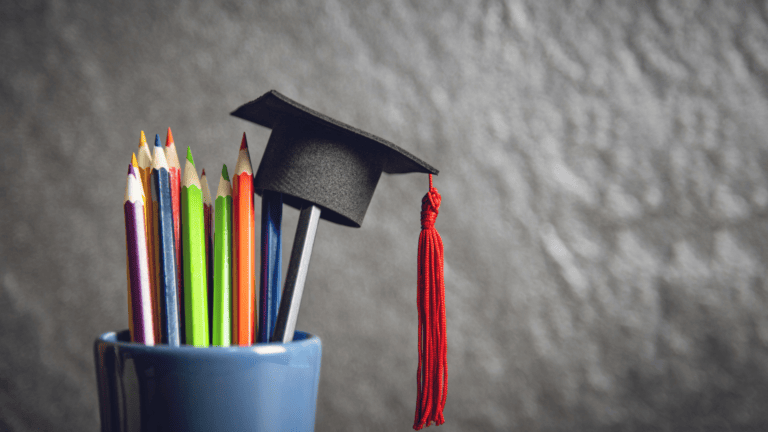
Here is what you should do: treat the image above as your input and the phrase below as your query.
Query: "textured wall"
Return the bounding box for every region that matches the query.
[3,1,768,431]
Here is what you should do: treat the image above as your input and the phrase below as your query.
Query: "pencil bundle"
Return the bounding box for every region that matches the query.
[122,130,268,348]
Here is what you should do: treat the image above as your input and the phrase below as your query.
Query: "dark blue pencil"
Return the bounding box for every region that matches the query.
[151,134,181,346]
[258,191,282,342]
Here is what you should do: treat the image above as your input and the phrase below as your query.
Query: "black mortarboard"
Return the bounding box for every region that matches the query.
[230,90,439,227]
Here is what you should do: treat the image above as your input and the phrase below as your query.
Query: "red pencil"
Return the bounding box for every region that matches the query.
[165,128,184,342]
[233,133,255,345]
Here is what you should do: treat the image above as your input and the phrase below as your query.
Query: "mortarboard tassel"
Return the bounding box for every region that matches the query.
[414,174,447,429]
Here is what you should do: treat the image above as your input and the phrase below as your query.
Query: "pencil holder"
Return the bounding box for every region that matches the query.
[94,330,322,432]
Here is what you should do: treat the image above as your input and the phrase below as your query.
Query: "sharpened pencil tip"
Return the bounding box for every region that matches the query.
[139,131,148,148]
[202,168,206,176]
[131,153,138,168]
[154,134,162,148]
[128,164,134,175]
[166,127,174,147]
[240,133,248,150]
[186,146,195,165]
[221,164,229,181]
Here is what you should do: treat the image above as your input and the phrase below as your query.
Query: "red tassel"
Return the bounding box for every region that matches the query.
[414,174,447,430]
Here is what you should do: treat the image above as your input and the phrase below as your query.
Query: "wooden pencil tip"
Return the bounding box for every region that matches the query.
[186,146,195,165]
[131,153,138,168]
[166,127,174,147]
[221,164,229,181]
[139,131,148,148]
[202,168,206,176]
[240,133,248,150]
[128,164,135,175]
[154,134,162,148]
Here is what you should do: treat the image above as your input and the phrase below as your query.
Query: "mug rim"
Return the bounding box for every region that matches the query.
[96,329,320,358]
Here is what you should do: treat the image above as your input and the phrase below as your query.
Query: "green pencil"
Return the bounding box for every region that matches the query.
[212,165,233,346]
[182,147,209,346]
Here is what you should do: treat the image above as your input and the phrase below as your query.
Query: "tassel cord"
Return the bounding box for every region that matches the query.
[414,175,447,430]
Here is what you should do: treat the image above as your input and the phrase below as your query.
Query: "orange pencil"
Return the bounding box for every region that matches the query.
[165,128,184,342]
[233,133,255,345]
[138,131,161,342]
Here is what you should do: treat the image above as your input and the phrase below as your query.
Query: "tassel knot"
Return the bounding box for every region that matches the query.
[414,174,447,430]
[420,189,440,230]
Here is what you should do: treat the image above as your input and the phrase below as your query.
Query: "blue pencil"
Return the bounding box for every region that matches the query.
[258,191,282,342]
[151,134,181,346]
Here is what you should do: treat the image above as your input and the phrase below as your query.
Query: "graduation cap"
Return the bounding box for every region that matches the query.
[231,90,438,227]
[232,91,447,429]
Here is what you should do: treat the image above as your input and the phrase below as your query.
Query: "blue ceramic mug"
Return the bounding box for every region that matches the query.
[94,330,322,432]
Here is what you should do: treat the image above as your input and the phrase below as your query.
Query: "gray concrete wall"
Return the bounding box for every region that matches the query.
[3,1,768,430]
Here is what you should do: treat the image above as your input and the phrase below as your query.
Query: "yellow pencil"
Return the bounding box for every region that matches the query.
[138,131,161,343]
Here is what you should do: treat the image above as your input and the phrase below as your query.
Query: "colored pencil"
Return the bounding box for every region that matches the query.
[124,164,155,345]
[272,204,321,343]
[165,128,184,343]
[233,133,255,346]
[137,131,161,342]
[182,147,209,346]
[151,135,181,346]
[126,153,142,339]
[201,168,215,344]
[212,165,233,346]
[259,191,282,343]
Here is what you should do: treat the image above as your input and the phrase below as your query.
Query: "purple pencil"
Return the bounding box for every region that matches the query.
[125,164,156,345]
